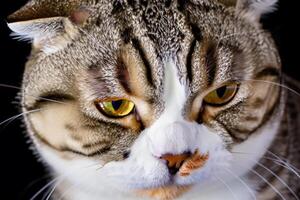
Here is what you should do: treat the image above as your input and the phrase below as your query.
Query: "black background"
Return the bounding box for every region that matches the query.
[0,0,299,199]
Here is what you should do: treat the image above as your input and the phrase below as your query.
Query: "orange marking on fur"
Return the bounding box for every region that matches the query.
[179,150,209,177]
[161,153,191,168]
[136,185,191,200]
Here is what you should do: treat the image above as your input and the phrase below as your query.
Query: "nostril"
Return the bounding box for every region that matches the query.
[123,151,130,159]
[160,152,192,175]
[168,166,179,175]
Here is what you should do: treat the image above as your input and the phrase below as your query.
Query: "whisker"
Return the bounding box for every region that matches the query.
[214,174,239,200]
[231,152,299,200]
[232,151,300,178]
[231,155,286,200]
[36,163,99,200]
[243,79,300,98]
[19,175,52,199]
[30,176,61,200]
[44,177,65,200]
[248,167,286,200]
[273,160,300,178]
[223,168,257,200]
[57,182,79,200]
[266,150,300,176]
[0,109,43,127]
[0,83,22,90]
[0,83,67,105]
[42,185,57,200]
[57,163,103,200]
[257,161,299,200]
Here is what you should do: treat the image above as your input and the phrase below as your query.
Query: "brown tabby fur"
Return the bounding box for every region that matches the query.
[7,0,300,199]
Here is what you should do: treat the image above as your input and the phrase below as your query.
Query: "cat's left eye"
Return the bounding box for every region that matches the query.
[203,83,238,106]
[95,99,135,118]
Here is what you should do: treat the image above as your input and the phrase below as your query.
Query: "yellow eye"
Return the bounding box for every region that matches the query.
[203,83,238,106]
[96,99,135,118]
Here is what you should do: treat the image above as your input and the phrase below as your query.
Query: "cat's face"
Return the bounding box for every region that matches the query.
[9,0,282,199]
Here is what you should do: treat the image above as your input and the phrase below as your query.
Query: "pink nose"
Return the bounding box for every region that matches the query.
[160,152,192,175]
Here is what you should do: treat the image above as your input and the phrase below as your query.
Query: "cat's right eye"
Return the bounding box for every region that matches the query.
[203,83,238,106]
[95,98,135,118]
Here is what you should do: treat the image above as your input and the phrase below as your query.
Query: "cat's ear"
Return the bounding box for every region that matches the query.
[235,0,278,22]
[7,0,90,54]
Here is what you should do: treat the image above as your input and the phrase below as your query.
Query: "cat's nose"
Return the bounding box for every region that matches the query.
[160,152,191,175]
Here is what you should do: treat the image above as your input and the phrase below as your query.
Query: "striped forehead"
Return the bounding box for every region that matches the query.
[109,1,245,89]
[88,0,279,101]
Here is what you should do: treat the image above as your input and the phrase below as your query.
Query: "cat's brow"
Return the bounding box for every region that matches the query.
[255,67,281,78]
[26,92,75,110]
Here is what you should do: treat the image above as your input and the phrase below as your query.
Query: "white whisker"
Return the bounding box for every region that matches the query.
[30,176,61,200]
[30,163,99,200]
[232,151,300,180]
[232,152,299,200]
[0,109,43,127]
[0,83,22,90]
[0,83,67,105]
[248,167,286,200]
[214,174,239,200]
[44,177,65,200]
[224,168,257,200]
[267,150,300,177]
[257,161,299,200]
[244,79,300,98]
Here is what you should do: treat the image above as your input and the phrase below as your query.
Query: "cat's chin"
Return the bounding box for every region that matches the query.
[135,184,192,200]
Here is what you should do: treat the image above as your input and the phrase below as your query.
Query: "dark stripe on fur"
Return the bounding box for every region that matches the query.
[255,67,281,78]
[186,39,197,82]
[216,91,281,142]
[121,28,132,44]
[205,43,217,86]
[116,58,132,94]
[111,0,125,14]
[216,119,244,143]
[247,89,281,135]
[190,24,203,41]
[177,0,188,11]
[131,38,154,85]
[25,92,75,111]
[33,128,111,157]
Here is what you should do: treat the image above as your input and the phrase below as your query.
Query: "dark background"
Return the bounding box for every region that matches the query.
[0,0,299,199]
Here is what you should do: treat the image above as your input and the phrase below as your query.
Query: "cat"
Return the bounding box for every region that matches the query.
[7,0,300,199]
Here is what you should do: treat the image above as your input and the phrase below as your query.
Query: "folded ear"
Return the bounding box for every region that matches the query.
[7,0,90,54]
[218,0,278,23]
[236,0,278,22]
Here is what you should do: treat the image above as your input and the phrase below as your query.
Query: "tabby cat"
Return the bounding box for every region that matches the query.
[7,0,300,199]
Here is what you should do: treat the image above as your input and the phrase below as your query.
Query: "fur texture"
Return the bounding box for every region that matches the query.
[7,0,300,199]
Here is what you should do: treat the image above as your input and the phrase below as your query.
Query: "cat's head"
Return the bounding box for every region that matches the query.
[8,0,282,199]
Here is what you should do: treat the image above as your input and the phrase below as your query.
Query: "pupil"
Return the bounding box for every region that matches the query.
[216,86,227,98]
[112,100,123,110]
